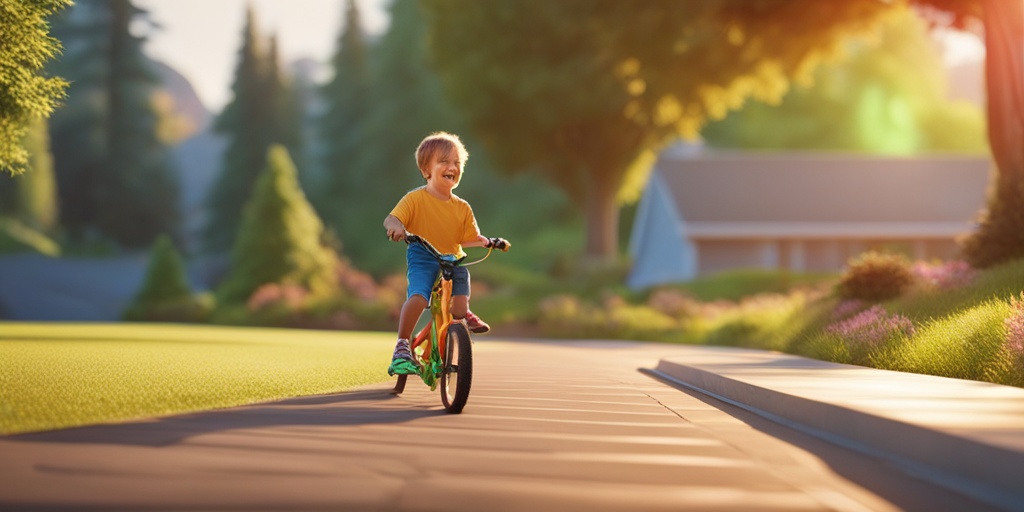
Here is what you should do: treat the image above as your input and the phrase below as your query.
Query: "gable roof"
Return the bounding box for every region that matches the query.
[653,149,992,238]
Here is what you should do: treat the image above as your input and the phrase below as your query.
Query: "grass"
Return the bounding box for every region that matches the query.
[0,322,394,435]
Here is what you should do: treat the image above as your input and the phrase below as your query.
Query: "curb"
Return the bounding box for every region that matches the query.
[652,354,1024,512]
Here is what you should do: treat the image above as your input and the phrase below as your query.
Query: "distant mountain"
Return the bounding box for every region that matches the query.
[154,60,213,138]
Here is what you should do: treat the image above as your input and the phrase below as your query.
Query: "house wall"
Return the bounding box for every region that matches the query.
[693,237,964,277]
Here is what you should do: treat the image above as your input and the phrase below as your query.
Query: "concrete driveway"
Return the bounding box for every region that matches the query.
[0,340,995,511]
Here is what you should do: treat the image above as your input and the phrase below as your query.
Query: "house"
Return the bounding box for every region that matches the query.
[627,146,992,289]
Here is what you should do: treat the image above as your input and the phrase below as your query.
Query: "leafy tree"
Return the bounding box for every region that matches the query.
[421,0,894,262]
[203,7,302,254]
[0,0,70,175]
[316,0,371,221]
[703,7,986,154]
[46,0,180,249]
[216,145,337,304]
[124,234,211,322]
[920,0,1024,268]
[0,118,60,233]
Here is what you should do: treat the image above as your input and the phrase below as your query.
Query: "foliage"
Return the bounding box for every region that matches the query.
[316,0,371,220]
[421,0,896,261]
[703,7,986,155]
[0,322,394,434]
[203,6,304,254]
[837,251,915,302]
[47,0,181,249]
[312,0,576,276]
[216,145,337,305]
[0,117,59,234]
[123,234,211,323]
[817,305,915,366]
[0,217,60,256]
[0,0,70,175]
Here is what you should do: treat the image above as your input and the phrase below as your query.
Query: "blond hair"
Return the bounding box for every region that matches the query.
[415,132,469,177]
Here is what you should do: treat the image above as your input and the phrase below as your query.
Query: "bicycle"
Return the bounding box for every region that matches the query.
[391,233,509,414]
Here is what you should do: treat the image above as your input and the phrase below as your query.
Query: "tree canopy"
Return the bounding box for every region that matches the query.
[703,7,986,155]
[0,0,70,175]
[203,6,303,255]
[421,0,895,261]
[47,0,181,249]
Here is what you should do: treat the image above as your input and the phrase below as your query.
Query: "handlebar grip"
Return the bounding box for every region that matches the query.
[488,237,511,252]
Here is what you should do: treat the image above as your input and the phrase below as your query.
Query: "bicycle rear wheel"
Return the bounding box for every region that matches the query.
[440,322,473,413]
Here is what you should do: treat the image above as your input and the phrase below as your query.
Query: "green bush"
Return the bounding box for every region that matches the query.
[837,251,914,302]
[123,235,211,323]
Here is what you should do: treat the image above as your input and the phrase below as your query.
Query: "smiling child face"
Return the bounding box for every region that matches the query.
[423,147,463,195]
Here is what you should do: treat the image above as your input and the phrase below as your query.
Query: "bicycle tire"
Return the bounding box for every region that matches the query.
[440,322,473,413]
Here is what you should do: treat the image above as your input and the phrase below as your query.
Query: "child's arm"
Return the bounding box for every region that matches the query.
[461,235,490,248]
[462,235,511,252]
[384,215,407,242]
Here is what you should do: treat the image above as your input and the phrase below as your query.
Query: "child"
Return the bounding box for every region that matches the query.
[383,132,507,375]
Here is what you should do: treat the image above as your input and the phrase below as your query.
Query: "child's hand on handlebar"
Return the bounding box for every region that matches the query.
[486,237,511,252]
[386,226,407,242]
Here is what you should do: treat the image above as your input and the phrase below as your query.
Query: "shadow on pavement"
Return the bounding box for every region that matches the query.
[8,387,441,448]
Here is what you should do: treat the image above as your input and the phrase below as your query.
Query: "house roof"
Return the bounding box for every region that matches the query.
[653,150,992,238]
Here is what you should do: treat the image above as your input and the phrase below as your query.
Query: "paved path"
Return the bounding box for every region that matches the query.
[0,340,997,511]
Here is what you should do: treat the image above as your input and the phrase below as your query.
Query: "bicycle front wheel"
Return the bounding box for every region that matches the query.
[440,322,473,413]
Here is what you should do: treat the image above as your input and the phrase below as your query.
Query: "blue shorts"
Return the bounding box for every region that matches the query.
[406,243,470,301]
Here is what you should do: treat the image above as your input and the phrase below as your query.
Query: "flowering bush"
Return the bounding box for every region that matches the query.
[825,305,915,348]
[837,251,914,302]
[1004,293,1024,366]
[912,260,977,290]
[247,283,309,312]
[646,289,701,318]
[831,299,867,322]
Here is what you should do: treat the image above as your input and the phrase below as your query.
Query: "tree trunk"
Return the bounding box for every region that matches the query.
[584,174,619,263]
[962,0,1024,267]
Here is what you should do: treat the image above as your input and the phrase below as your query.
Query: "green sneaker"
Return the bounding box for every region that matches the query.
[387,339,419,376]
[388,356,420,376]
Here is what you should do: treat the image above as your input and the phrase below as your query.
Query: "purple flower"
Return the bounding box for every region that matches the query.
[1004,294,1024,361]
[826,305,916,347]
[913,260,977,290]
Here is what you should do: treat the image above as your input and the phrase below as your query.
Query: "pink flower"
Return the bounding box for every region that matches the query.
[912,260,977,290]
[1004,294,1024,361]
[826,305,915,347]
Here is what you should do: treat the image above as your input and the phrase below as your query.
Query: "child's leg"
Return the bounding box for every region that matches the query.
[451,295,469,320]
[398,294,428,339]
[450,267,489,333]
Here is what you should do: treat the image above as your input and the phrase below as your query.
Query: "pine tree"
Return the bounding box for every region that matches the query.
[203,9,303,255]
[123,233,210,322]
[216,145,336,304]
[0,0,71,175]
[317,0,370,221]
[47,0,180,248]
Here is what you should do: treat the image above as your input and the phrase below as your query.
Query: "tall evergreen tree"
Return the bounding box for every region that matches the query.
[96,0,180,248]
[217,145,336,304]
[317,0,370,220]
[0,0,70,175]
[47,0,180,248]
[203,8,303,255]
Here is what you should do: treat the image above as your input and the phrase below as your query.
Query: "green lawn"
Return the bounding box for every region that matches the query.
[0,322,394,435]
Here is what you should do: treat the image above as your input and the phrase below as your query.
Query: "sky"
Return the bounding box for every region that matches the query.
[135,0,985,113]
[136,0,390,111]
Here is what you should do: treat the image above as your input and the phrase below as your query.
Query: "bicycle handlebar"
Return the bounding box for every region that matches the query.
[403,233,509,267]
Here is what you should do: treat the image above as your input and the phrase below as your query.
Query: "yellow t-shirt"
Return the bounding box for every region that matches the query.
[390,187,480,257]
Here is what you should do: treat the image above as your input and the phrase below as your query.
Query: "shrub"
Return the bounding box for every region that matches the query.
[912,260,977,290]
[1003,293,1024,368]
[216,145,337,304]
[837,251,914,302]
[821,305,915,366]
[123,235,212,323]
